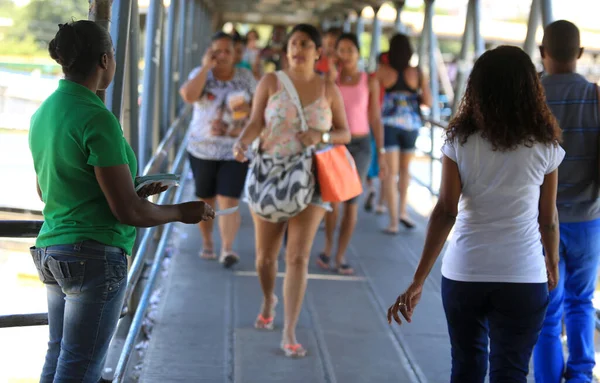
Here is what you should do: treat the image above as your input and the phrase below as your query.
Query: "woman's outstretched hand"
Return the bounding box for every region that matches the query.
[137,182,168,199]
[387,282,423,325]
[177,201,215,223]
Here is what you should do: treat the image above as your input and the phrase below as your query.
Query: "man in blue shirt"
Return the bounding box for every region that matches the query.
[533,20,600,383]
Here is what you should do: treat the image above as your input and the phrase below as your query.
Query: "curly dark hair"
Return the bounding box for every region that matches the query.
[447,45,561,151]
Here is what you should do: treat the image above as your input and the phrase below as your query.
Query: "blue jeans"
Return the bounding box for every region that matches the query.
[442,277,549,383]
[30,241,128,383]
[533,219,600,383]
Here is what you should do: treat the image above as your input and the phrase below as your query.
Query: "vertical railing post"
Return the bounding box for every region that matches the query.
[452,0,474,114]
[177,0,189,113]
[354,8,365,68]
[128,0,141,172]
[322,17,331,32]
[354,8,364,39]
[106,0,132,120]
[540,0,553,27]
[162,0,178,133]
[426,0,440,194]
[193,1,204,63]
[88,0,112,102]
[155,15,165,142]
[197,3,206,56]
[368,6,381,72]
[394,1,406,33]
[418,1,431,68]
[343,13,351,33]
[524,0,540,57]
[138,0,164,171]
[425,0,439,121]
[472,0,484,57]
[203,3,212,54]
[184,0,196,79]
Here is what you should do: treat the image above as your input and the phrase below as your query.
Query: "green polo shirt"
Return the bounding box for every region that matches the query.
[29,79,137,254]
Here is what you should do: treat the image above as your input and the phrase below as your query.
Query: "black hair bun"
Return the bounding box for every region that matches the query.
[48,23,81,69]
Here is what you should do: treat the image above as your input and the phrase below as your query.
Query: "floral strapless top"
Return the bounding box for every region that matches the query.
[261,87,332,157]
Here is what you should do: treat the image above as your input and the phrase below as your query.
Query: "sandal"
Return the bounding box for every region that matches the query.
[219,250,240,269]
[400,218,416,229]
[199,249,216,260]
[280,342,307,358]
[375,205,387,215]
[315,253,330,270]
[364,190,376,212]
[382,227,399,235]
[255,295,278,330]
[337,264,354,275]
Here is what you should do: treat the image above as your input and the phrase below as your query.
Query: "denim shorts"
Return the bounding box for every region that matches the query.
[384,125,419,152]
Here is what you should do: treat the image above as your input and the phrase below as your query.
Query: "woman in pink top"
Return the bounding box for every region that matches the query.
[317,33,386,275]
[233,24,350,358]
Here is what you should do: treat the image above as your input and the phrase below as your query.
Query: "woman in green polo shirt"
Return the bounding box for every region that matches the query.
[28,21,215,383]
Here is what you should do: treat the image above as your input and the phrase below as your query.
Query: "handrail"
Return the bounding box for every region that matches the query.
[424,118,448,130]
[0,220,43,238]
[409,118,448,197]
[121,119,192,312]
[142,105,192,176]
[112,160,191,383]
[0,313,48,328]
[0,106,192,329]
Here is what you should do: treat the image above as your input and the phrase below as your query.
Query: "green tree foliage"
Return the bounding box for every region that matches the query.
[0,0,15,16]
[0,0,89,56]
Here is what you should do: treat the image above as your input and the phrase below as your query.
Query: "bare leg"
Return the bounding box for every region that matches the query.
[364,179,376,212]
[398,152,415,226]
[384,151,400,233]
[334,202,358,272]
[283,204,326,346]
[216,195,241,253]
[251,211,285,319]
[377,178,386,209]
[198,197,217,258]
[322,202,339,257]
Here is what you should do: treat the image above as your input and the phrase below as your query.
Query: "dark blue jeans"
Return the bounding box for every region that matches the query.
[442,277,549,383]
[30,241,128,383]
[533,219,600,383]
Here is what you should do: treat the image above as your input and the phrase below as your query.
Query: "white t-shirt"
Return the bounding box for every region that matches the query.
[441,133,565,283]
[186,67,257,161]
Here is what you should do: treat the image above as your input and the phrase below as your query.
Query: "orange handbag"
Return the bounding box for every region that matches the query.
[314,145,363,203]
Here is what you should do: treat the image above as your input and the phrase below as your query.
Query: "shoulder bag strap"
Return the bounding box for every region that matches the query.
[275,71,308,132]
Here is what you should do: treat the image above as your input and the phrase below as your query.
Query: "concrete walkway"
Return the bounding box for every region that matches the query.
[138,182,453,383]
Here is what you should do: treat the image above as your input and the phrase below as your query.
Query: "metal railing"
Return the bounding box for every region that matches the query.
[410,118,448,197]
[0,106,192,380]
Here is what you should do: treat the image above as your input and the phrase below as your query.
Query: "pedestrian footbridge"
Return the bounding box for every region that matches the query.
[1,0,599,381]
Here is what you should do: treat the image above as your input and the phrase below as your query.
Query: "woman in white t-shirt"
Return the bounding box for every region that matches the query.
[387,46,564,382]
[179,32,257,268]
